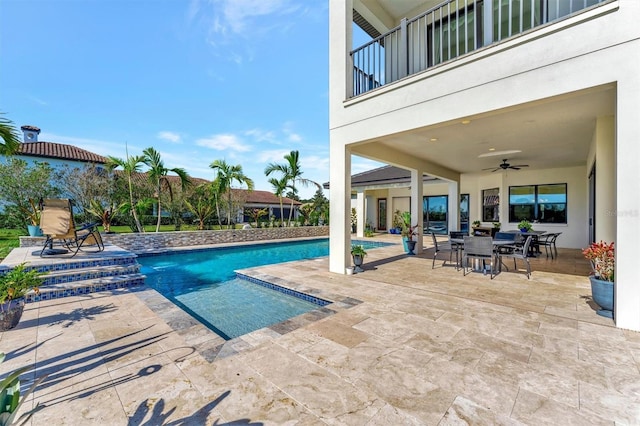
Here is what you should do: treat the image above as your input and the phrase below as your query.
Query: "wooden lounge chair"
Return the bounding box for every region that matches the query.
[39,199,104,257]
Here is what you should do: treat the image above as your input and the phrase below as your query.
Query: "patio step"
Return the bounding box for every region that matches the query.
[40,263,141,286]
[23,252,139,274]
[26,272,146,303]
[2,246,148,304]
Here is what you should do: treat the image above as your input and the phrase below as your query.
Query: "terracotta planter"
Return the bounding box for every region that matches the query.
[590,276,614,318]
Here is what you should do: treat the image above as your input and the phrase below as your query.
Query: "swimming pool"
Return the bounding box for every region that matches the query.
[139,238,388,339]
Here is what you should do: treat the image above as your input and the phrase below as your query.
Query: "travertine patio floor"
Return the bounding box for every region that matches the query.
[1,235,639,425]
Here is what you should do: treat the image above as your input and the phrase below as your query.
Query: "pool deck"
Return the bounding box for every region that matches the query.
[1,235,639,425]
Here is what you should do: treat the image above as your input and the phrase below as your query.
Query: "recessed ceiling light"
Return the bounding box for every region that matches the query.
[430,138,438,142]
[489,148,496,151]
[478,149,522,158]
[461,120,471,124]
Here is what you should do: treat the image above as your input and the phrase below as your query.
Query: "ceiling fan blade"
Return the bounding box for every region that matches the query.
[510,164,529,168]
[509,166,521,170]
[481,167,498,171]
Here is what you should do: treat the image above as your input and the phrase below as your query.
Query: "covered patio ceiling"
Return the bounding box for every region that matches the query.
[351,84,616,175]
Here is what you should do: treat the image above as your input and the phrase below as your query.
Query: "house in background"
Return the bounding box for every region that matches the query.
[329,1,639,330]
[238,189,302,224]
[11,125,107,169]
[2,125,301,223]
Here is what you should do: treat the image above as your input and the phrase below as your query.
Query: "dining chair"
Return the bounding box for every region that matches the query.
[431,232,458,269]
[537,233,558,259]
[462,236,497,279]
[498,235,533,279]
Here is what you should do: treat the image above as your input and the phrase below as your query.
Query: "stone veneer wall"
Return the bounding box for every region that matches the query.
[20,226,329,253]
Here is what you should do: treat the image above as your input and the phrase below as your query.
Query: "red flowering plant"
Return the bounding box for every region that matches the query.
[582,241,615,282]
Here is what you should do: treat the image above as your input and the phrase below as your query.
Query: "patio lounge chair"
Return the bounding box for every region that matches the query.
[39,199,104,257]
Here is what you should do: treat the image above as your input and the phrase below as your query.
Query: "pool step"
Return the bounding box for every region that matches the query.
[40,263,141,286]
[26,272,146,303]
[4,246,148,303]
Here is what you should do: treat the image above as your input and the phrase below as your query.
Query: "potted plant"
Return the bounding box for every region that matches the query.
[391,210,404,234]
[517,219,533,232]
[0,263,45,331]
[472,220,481,228]
[351,244,367,273]
[20,198,43,237]
[398,212,420,255]
[491,222,501,237]
[582,241,615,318]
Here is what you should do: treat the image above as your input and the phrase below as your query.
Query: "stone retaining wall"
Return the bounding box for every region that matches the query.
[20,226,329,253]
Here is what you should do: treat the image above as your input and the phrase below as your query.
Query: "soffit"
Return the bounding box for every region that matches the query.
[357,0,444,24]
[353,85,615,174]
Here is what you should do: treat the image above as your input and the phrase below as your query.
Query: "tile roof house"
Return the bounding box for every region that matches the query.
[328,0,639,331]
[9,125,108,167]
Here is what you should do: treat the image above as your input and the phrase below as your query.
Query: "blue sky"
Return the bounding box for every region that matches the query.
[1,0,381,199]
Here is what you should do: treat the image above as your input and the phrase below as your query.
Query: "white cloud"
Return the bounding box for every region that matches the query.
[38,132,143,159]
[302,155,329,171]
[244,128,276,142]
[28,95,48,106]
[195,133,251,152]
[157,131,182,143]
[351,158,386,174]
[257,149,290,163]
[287,133,302,142]
[215,0,297,34]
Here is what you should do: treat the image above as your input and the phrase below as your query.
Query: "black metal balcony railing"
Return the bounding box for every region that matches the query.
[350,0,606,97]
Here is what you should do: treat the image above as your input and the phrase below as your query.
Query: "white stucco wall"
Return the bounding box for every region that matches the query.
[330,0,640,330]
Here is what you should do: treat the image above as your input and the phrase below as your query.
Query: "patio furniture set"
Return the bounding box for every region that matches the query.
[431,230,561,280]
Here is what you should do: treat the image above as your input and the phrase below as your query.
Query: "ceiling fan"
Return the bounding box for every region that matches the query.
[483,159,529,172]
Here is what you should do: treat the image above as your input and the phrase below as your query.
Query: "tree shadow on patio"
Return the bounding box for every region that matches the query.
[127,390,263,425]
[18,303,118,329]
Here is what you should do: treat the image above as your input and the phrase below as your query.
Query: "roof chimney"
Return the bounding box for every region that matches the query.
[20,125,41,142]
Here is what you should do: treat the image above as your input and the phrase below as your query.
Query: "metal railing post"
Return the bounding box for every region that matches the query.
[400,18,408,79]
[484,0,494,46]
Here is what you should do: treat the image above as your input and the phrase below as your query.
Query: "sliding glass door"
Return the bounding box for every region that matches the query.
[423,195,448,235]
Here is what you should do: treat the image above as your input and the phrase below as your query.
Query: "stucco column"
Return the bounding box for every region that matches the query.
[356,189,365,237]
[329,144,351,274]
[614,77,640,331]
[411,169,424,253]
[328,0,352,274]
[448,181,460,232]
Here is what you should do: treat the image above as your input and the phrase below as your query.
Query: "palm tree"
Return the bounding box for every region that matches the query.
[0,113,20,155]
[265,150,319,226]
[142,147,191,232]
[209,159,254,229]
[106,153,146,233]
[268,176,288,227]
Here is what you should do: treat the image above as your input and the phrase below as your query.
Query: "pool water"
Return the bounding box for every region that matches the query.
[139,238,387,339]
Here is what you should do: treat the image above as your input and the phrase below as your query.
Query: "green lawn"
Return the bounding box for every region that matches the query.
[0,229,21,260]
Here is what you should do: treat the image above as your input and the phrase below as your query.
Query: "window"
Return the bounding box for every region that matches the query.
[422,195,448,235]
[482,188,500,222]
[460,194,469,233]
[509,184,567,223]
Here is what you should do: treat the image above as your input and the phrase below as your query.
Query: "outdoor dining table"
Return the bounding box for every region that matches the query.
[502,230,547,256]
[450,237,514,272]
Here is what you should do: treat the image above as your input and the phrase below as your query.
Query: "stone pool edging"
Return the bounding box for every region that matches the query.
[20,226,329,252]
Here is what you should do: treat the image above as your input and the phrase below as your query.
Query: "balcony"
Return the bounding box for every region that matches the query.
[350,0,608,97]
